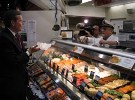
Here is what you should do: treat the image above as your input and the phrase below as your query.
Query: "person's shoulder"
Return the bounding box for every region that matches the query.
[73,30,80,35]
[111,34,118,38]
[109,34,118,41]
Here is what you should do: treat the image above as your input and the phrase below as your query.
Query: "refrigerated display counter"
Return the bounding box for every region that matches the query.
[29,39,135,100]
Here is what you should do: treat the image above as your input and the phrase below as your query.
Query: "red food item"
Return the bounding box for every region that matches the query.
[72,73,88,79]
[72,73,88,86]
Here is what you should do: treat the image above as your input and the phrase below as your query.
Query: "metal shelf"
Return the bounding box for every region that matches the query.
[52,39,135,59]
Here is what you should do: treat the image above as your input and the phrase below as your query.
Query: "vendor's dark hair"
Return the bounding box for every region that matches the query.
[3,10,21,28]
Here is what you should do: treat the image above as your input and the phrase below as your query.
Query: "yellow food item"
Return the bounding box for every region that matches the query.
[121,98,128,100]
[61,32,67,38]
[131,90,135,100]
[132,90,135,94]
[122,94,130,100]
[110,56,121,63]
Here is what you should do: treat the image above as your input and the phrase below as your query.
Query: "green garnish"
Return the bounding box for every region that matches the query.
[104,90,123,97]
[111,74,120,78]
[131,81,135,85]
[91,80,100,87]
[73,69,77,73]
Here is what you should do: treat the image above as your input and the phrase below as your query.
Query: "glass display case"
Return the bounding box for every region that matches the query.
[29,39,135,100]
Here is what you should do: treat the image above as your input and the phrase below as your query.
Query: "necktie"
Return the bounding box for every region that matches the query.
[15,33,22,49]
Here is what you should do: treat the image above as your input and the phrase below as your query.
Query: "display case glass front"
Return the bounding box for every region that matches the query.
[36,39,135,100]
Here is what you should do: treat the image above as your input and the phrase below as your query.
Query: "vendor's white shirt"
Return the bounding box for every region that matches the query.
[87,34,118,48]
[103,34,119,48]
[87,37,102,46]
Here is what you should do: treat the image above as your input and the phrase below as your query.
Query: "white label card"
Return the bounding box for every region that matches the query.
[110,55,135,69]
[74,46,84,54]
[51,41,56,45]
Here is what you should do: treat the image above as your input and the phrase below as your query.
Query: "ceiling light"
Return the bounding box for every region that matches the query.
[84,19,89,24]
[82,0,92,4]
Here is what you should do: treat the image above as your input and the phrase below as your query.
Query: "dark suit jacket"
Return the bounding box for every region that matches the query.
[0,28,29,98]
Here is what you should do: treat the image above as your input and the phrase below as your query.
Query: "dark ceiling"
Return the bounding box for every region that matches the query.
[0,0,104,28]
[0,0,43,19]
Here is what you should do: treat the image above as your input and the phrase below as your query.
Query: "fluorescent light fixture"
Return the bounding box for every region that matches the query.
[82,0,92,4]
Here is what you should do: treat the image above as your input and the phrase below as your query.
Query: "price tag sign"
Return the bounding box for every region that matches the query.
[84,65,88,72]
[72,76,77,85]
[72,64,75,71]
[81,82,86,87]
[90,71,95,79]
[51,41,56,45]
[107,97,113,100]
[94,75,100,84]
[56,66,59,73]
[110,55,135,69]
[49,59,52,67]
[65,69,69,78]
[79,82,86,91]
[74,46,84,54]
[95,91,103,100]
[45,57,50,63]
[61,68,65,76]
[52,63,56,71]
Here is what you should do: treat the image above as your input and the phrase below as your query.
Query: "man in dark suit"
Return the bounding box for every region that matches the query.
[0,10,40,100]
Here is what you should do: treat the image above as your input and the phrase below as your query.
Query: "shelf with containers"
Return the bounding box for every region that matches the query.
[37,39,135,100]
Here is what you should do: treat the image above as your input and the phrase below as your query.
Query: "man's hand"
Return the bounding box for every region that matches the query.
[99,39,107,45]
[28,45,40,55]
[80,36,88,44]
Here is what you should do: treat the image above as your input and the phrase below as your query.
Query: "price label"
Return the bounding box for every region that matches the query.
[61,68,65,76]
[107,97,113,100]
[51,41,56,45]
[110,55,135,69]
[74,46,84,54]
[65,69,69,78]
[56,66,59,72]
[94,75,100,84]
[52,63,56,71]
[72,64,75,71]
[49,59,52,67]
[95,91,103,100]
[72,76,77,85]
[90,71,95,79]
[79,82,86,91]
[43,59,46,64]
[84,65,88,72]
[81,82,86,87]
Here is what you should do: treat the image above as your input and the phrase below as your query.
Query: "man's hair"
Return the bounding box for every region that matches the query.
[76,23,85,29]
[3,10,21,28]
